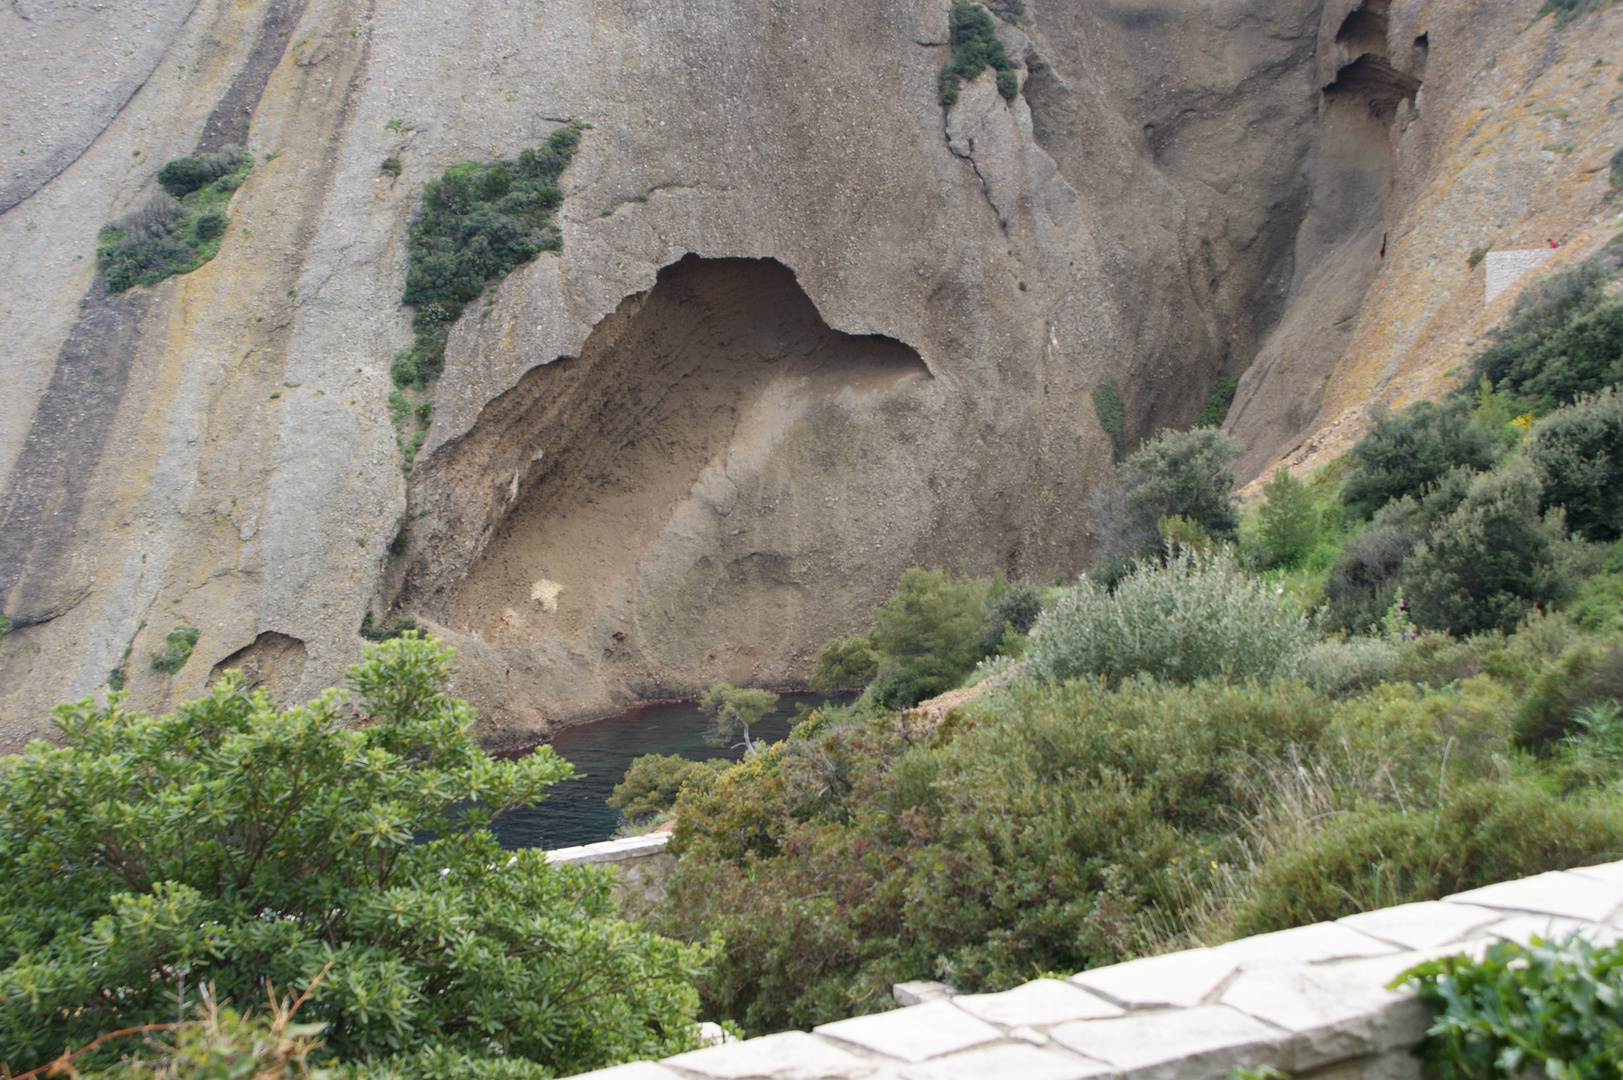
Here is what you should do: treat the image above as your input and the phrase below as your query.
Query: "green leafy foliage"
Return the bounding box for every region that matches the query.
[359,612,419,641]
[395,123,583,387]
[0,635,712,1078]
[1401,935,1623,1080]
[1091,382,1127,463]
[1257,468,1319,570]
[380,156,402,177]
[1525,387,1623,541]
[938,1,1018,108]
[653,678,1331,1033]
[865,569,989,709]
[98,148,251,292]
[1341,398,1507,520]
[149,625,199,675]
[809,636,882,692]
[1404,458,1581,636]
[1117,427,1245,554]
[700,683,779,750]
[1472,248,1623,410]
[1025,550,1316,687]
[1197,375,1241,429]
[1539,0,1616,29]
[1230,780,1623,935]
[608,754,731,822]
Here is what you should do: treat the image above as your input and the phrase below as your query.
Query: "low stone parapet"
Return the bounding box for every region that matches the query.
[565,861,1623,1080]
[547,832,675,909]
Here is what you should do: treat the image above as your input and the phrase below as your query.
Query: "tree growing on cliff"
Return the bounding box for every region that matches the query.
[0,634,712,1079]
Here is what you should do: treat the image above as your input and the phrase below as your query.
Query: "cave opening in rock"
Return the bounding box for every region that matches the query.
[403,256,931,652]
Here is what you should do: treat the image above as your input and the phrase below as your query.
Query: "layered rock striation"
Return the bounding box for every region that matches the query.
[0,0,1604,740]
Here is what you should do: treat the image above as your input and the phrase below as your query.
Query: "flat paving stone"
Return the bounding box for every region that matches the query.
[667,1032,875,1080]
[1568,860,1623,884]
[1068,948,1239,1009]
[570,1064,685,1080]
[899,1043,1118,1080]
[1446,871,1623,921]
[1337,902,1504,951]
[954,979,1125,1027]
[815,1001,1003,1063]
[1214,921,1397,967]
[1219,957,1431,1071]
[1486,914,1620,948]
[1049,1005,1284,1080]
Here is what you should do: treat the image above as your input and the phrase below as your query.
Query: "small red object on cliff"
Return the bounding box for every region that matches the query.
[1550,238,1560,248]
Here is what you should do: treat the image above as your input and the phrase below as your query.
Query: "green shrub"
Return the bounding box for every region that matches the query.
[1257,468,1319,570]
[149,625,198,674]
[938,1,1019,108]
[978,576,1042,656]
[1196,375,1241,429]
[359,612,419,641]
[1025,550,1317,687]
[1289,637,1399,696]
[1340,398,1506,520]
[100,149,251,293]
[810,635,882,692]
[380,155,402,177]
[0,635,712,1077]
[1570,572,1623,633]
[1404,458,1579,636]
[1091,382,1127,463]
[1403,935,1623,1080]
[863,569,987,708]
[1117,427,1245,553]
[1229,780,1623,936]
[395,123,583,386]
[1515,635,1623,748]
[655,678,1330,1032]
[1525,387,1623,541]
[1472,249,1623,408]
[609,754,731,821]
[155,147,248,198]
[1539,0,1615,28]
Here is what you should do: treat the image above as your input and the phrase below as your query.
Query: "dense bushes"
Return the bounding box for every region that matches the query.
[1404,459,1580,636]
[1524,387,1623,541]
[1115,427,1244,556]
[938,0,1018,108]
[1025,551,1316,687]
[808,569,1039,708]
[393,123,583,387]
[97,147,251,292]
[0,635,711,1078]
[1340,398,1507,520]
[1472,247,1623,409]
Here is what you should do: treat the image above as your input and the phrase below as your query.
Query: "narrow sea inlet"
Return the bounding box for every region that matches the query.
[489,692,852,849]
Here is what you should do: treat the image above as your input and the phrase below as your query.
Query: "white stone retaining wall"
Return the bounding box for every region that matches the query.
[547,833,675,908]
[565,860,1623,1080]
[1485,249,1556,302]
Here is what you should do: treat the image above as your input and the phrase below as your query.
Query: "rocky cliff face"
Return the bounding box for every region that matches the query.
[0,0,1608,743]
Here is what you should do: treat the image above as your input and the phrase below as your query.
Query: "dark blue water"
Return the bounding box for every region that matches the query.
[488,692,851,850]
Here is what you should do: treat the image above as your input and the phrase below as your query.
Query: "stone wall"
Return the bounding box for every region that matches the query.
[1485,249,1556,303]
[564,861,1623,1080]
[547,833,675,911]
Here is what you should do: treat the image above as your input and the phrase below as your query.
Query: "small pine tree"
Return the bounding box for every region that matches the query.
[700,683,780,751]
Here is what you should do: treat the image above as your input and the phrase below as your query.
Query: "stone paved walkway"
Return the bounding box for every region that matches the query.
[566,861,1623,1080]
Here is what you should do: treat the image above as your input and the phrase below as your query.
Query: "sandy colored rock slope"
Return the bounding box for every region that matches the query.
[1,0,1612,742]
